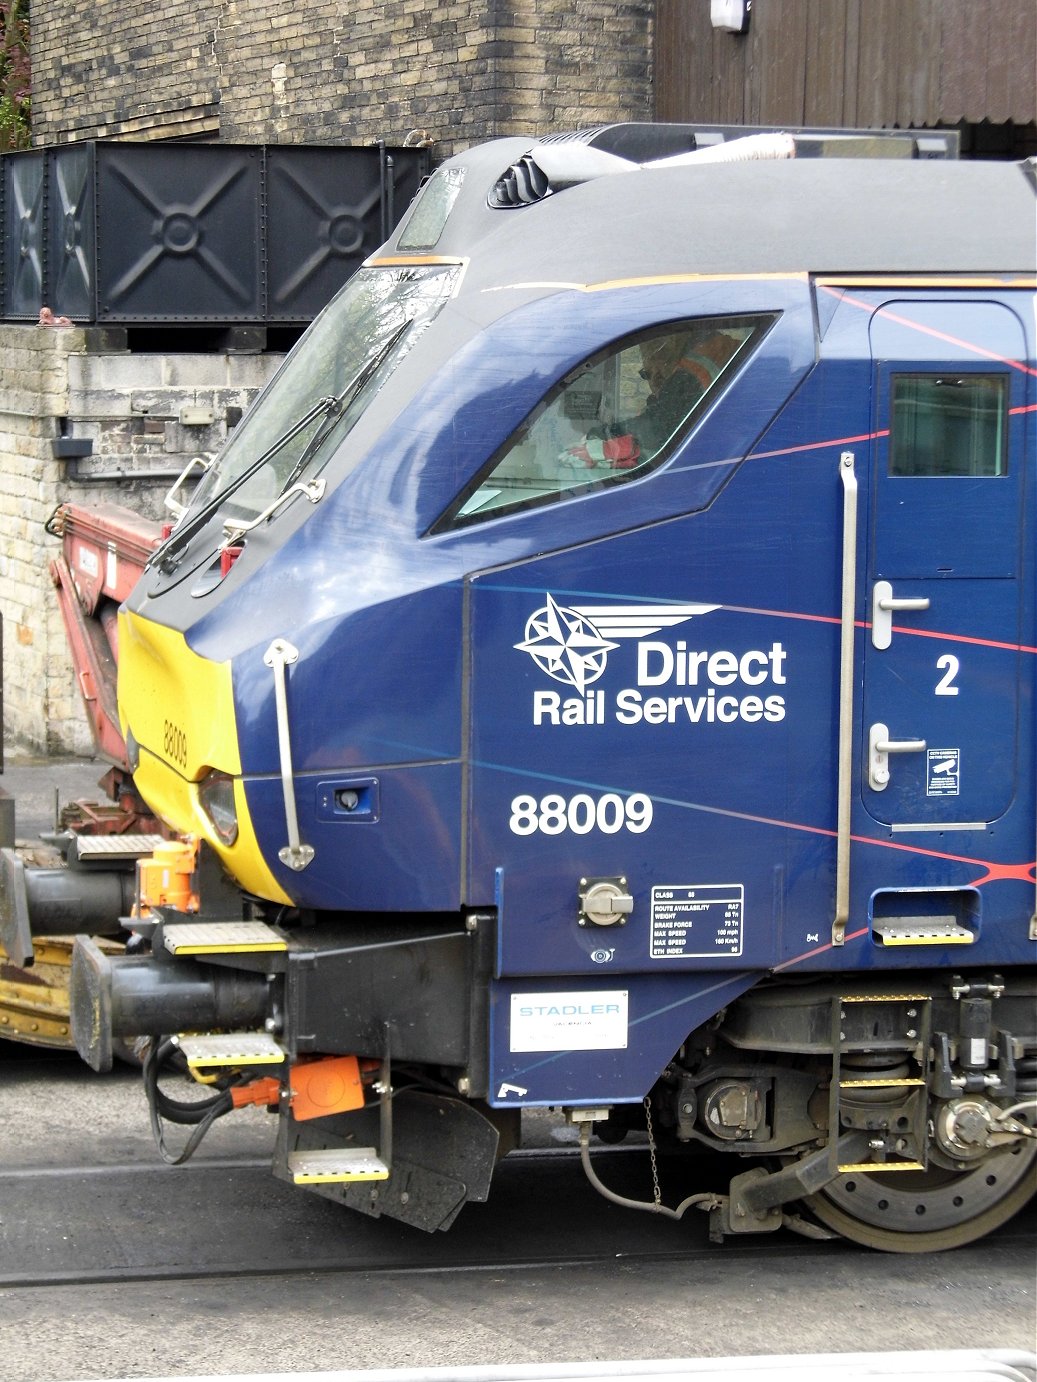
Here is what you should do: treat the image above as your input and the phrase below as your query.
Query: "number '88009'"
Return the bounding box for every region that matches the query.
[509,792,653,836]
[162,719,188,768]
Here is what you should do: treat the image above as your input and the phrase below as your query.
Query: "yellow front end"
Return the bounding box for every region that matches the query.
[118,609,292,905]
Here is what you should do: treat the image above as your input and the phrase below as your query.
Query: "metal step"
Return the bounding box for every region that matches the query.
[831,992,932,1174]
[839,1076,925,1088]
[163,920,287,955]
[289,1146,390,1184]
[838,1160,926,1173]
[70,833,167,863]
[873,916,975,945]
[175,1031,284,1070]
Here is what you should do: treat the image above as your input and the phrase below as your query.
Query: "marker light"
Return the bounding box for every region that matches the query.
[198,770,239,845]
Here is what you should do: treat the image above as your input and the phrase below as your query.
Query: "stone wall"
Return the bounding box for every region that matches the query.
[30,0,653,156]
[0,324,281,755]
[31,2,223,142]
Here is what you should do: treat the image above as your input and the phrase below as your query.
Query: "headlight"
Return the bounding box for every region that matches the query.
[198,770,239,845]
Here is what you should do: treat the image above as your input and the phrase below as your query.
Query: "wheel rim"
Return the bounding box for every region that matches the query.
[805,1140,1037,1252]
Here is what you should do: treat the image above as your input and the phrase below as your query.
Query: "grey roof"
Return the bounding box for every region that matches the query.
[393,140,1037,284]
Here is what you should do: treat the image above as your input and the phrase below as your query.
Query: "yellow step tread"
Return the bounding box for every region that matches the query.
[176,1031,284,1067]
[289,1147,389,1184]
[163,921,287,955]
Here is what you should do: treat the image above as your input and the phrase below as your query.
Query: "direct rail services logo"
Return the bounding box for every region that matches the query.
[514,592,789,728]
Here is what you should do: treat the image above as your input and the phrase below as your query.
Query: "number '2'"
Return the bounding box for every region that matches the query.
[935,654,960,696]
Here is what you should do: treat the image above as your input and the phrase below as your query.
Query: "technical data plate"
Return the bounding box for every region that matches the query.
[163,921,288,955]
[175,1032,285,1069]
[289,1147,390,1184]
[873,917,975,946]
[650,884,744,959]
[72,833,167,861]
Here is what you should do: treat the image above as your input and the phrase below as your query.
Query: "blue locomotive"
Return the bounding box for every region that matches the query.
[65,128,1036,1250]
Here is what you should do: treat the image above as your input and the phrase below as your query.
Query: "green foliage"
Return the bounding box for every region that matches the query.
[0,0,30,151]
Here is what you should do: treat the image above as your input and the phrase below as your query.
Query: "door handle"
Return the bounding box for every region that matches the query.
[868,722,927,791]
[871,580,930,649]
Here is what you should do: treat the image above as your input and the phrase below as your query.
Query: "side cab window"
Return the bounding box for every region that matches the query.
[435,314,774,529]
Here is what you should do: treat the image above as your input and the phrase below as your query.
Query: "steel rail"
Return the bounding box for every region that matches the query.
[56,1351,1037,1382]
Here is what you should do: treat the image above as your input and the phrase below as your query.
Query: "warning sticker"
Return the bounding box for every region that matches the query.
[650,884,744,959]
[76,544,99,578]
[927,748,960,797]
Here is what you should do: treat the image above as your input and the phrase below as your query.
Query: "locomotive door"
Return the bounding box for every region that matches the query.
[861,300,1026,829]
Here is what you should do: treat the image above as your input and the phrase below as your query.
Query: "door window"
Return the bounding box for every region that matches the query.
[889,374,1008,478]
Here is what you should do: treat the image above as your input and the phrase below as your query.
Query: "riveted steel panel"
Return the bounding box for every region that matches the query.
[2,142,429,327]
[47,141,96,322]
[2,150,45,320]
[94,143,263,322]
[265,145,428,322]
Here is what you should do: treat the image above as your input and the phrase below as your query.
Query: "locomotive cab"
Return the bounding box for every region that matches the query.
[66,129,1036,1248]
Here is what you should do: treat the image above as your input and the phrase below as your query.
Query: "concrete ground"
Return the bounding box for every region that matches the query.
[1,1043,1035,1382]
[0,751,113,842]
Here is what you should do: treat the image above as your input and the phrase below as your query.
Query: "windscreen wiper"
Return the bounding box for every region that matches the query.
[154,394,342,574]
[275,318,412,498]
[154,319,412,576]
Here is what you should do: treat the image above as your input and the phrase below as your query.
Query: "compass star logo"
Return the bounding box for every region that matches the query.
[515,595,618,692]
[515,593,720,692]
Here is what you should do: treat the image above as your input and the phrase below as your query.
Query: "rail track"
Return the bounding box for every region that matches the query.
[0,1042,810,1289]
[1,1043,1034,1382]
[2,1044,1036,1291]
[0,1141,824,1291]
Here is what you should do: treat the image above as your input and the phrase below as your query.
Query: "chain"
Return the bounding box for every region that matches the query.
[643,1093,662,1207]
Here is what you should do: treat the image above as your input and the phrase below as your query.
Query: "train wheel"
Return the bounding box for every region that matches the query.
[803,1139,1037,1252]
